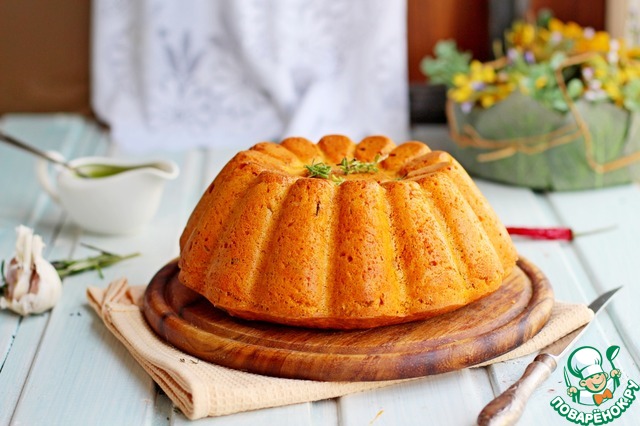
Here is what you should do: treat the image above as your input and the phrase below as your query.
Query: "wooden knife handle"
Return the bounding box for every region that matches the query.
[477,353,557,426]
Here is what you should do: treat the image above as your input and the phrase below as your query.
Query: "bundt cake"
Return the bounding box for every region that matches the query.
[178,135,518,329]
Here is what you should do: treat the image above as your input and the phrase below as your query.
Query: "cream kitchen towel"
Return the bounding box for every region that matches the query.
[87,278,593,420]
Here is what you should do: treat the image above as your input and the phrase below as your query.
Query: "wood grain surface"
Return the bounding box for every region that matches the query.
[143,257,553,382]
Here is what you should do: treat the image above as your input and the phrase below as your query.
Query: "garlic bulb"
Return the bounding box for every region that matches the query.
[0,225,62,315]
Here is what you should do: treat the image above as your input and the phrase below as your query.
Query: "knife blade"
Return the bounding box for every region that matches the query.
[476,286,622,426]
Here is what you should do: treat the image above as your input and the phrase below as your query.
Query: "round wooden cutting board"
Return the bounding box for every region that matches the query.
[143,258,553,382]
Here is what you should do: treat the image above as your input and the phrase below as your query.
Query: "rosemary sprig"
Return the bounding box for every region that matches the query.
[306,156,380,184]
[339,155,380,175]
[51,243,140,279]
[330,175,345,185]
[304,162,332,179]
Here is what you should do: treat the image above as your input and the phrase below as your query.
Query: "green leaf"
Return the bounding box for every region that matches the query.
[623,79,640,112]
[549,52,567,69]
[421,40,471,87]
[552,99,569,111]
[566,79,584,98]
[537,8,554,28]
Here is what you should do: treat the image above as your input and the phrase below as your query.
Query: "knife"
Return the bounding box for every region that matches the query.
[477,286,622,426]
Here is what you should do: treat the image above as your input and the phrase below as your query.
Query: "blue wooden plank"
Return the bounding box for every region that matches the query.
[339,369,494,426]
[0,115,109,425]
[0,313,51,425]
[8,134,217,424]
[9,276,156,425]
[172,403,314,426]
[548,185,640,375]
[483,186,640,425]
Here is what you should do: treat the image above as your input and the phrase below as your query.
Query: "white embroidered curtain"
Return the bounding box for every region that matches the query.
[92,0,409,151]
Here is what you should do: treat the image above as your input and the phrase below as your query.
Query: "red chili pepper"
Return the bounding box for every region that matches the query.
[506,225,616,241]
[506,227,574,241]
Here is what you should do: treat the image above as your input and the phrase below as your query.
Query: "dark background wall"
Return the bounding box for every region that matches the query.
[0,0,606,118]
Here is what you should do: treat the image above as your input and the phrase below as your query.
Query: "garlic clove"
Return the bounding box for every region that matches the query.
[6,225,33,301]
[0,225,62,316]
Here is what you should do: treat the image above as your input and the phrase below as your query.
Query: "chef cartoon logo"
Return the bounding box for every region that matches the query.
[566,346,621,406]
[550,345,639,425]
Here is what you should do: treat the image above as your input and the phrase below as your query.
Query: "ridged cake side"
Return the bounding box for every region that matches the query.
[178,135,518,329]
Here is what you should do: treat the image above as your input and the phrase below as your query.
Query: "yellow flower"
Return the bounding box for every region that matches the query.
[576,31,610,53]
[450,86,473,103]
[508,22,536,47]
[438,13,640,112]
[503,82,517,94]
[450,71,475,103]
[467,60,496,83]
[617,68,628,84]
[535,76,548,89]
[537,27,552,43]
[628,47,640,59]
[447,60,510,107]
[593,32,611,50]
[623,66,640,81]
[563,21,584,39]
[469,60,483,76]
[453,73,470,87]
[481,65,496,83]
[620,42,640,61]
[548,18,583,40]
[548,18,564,33]
[480,94,496,108]
[604,82,622,103]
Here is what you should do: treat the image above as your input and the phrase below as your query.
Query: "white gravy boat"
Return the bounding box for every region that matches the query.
[37,152,179,234]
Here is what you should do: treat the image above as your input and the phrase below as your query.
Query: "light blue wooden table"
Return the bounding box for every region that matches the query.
[1,115,639,425]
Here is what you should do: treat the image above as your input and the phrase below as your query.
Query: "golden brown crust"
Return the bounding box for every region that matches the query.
[354,135,396,162]
[281,137,323,164]
[249,178,335,319]
[178,135,518,329]
[201,172,295,310]
[318,134,356,163]
[330,180,401,319]
[380,141,431,173]
[251,142,303,166]
[383,180,469,310]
